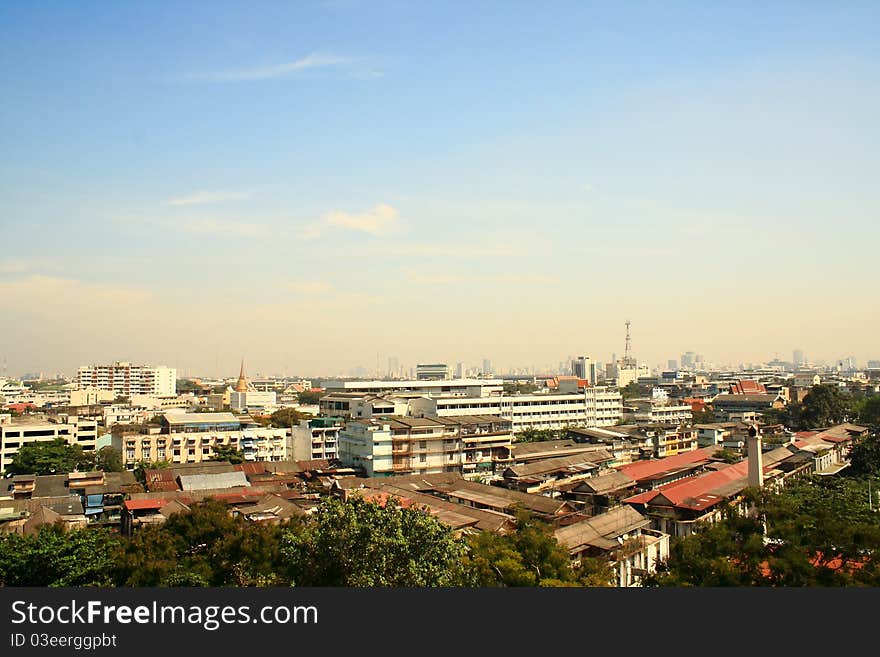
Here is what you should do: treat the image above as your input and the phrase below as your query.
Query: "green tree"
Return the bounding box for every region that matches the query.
[210,445,246,464]
[713,448,741,464]
[269,407,301,428]
[849,435,880,477]
[296,390,322,405]
[644,478,880,587]
[114,500,288,586]
[5,438,94,476]
[459,510,587,586]
[175,379,203,393]
[691,408,716,424]
[280,496,465,586]
[620,382,640,400]
[857,396,880,428]
[93,446,124,472]
[0,524,123,587]
[800,384,848,428]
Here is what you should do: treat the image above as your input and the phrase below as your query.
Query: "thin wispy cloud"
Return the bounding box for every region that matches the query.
[191,53,356,82]
[168,190,251,206]
[324,203,399,234]
[182,218,265,237]
[377,243,521,257]
[405,271,558,285]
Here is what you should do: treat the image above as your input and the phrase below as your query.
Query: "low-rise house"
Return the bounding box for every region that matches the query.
[616,446,719,492]
[561,471,637,514]
[623,447,795,537]
[427,478,578,524]
[501,452,612,493]
[554,506,669,586]
[712,393,785,419]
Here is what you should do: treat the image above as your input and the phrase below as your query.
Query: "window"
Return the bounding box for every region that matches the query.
[419,440,427,449]
[419,454,427,463]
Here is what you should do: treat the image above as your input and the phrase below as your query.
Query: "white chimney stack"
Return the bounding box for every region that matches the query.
[747,424,764,488]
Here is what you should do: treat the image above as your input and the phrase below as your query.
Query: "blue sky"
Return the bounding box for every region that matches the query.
[1,2,878,377]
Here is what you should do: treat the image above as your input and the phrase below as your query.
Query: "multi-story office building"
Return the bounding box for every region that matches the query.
[0,413,98,473]
[321,378,504,396]
[76,362,177,397]
[409,386,623,432]
[338,415,513,478]
[320,378,622,433]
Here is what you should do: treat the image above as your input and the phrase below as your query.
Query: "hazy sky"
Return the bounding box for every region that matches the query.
[1,2,878,378]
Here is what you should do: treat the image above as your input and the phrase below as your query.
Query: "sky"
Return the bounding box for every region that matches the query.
[1,1,878,378]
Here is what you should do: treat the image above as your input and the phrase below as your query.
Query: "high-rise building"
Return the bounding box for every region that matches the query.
[681,352,696,369]
[76,362,176,397]
[482,358,493,376]
[454,361,464,378]
[387,356,400,378]
[667,359,678,370]
[793,349,805,366]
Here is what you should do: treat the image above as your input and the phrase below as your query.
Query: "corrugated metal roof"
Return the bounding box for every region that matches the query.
[178,471,249,491]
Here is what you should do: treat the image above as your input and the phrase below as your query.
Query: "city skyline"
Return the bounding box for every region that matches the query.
[2,3,879,375]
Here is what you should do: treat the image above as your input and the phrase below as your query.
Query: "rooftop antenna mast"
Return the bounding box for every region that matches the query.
[623,320,635,367]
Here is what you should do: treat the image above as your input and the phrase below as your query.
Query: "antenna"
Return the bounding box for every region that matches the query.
[623,320,635,367]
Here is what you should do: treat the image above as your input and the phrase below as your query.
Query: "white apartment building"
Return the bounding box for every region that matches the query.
[337,415,513,478]
[116,427,290,466]
[76,362,177,397]
[0,413,98,473]
[289,417,343,461]
[338,420,395,477]
[70,388,115,406]
[632,399,693,425]
[408,387,623,433]
[229,390,277,412]
[321,378,504,396]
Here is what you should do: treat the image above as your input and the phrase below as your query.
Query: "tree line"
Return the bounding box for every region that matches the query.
[0,498,614,587]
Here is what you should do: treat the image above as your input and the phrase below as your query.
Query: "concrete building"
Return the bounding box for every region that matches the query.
[69,388,115,406]
[0,414,98,474]
[416,363,451,380]
[554,506,669,587]
[631,397,693,425]
[408,387,623,433]
[338,415,513,478]
[321,377,503,396]
[290,417,343,461]
[76,362,176,397]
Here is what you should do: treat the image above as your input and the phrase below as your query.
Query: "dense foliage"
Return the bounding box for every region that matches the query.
[761,384,878,431]
[5,439,99,477]
[644,476,880,586]
[0,497,617,588]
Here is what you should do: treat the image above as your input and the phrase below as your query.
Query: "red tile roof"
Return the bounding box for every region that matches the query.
[618,447,717,482]
[624,456,783,512]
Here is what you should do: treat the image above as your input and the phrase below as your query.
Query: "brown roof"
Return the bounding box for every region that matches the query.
[505,453,610,479]
[555,506,650,553]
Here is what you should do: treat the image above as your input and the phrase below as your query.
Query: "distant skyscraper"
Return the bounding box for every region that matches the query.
[571,356,593,382]
[681,352,696,368]
[668,359,678,370]
[482,358,492,375]
[387,356,399,378]
[455,361,464,378]
[793,349,805,366]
